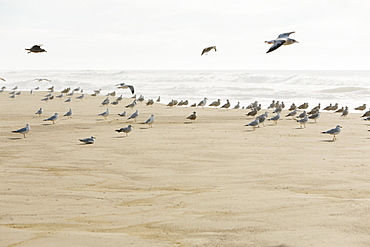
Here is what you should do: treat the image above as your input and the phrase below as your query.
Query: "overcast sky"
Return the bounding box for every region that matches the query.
[1,0,369,70]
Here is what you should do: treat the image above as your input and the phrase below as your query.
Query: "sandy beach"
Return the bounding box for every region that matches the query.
[1,91,370,247]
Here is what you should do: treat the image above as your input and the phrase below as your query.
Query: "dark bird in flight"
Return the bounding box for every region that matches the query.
[25,44,47,54]
[115,83,135,94]
[201,46,217,56]
[265,32,298,53]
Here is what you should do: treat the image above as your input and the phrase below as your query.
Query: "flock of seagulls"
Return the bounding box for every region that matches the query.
[6,84,370,142]
[4,34,368,143]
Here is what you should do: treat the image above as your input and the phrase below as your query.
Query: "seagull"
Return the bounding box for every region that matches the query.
[297,116,308,128]
[265,32,298,53]
[245,118,260,130]
[115,83,135,94]
[116,125,133,136]
[79,136,95,144]
[64,108,73,118]
[61,87,70,94]
[0,77,5,81]
[322,125,342,141]
[289,103,297,111]
[12,86,18,90]
[118,111,126,117]
[257,112,268,127]
[128,110,139,121]
[308,112,320,123]
[201,46,217,56]
[144,114,155,127]
[25,44,47,53]
[220,99,230,109]
[233,102,240,109]
[125,99,137,108]
[98,108,109,119]
[43,113,59,124]
[341,106,349,118]
[296,111,307,119]
[209,99,221,107]
[268,113,280,124]
[12,124,30,138]
[197,97,208,107]
[355,104,366,111]
[35,108,43,117]
[156,96,161,102]
[285,109,297,118]
[64,97,72,103]
[35,78,51,82]
[76,94,84,100]
[187,111,197,121]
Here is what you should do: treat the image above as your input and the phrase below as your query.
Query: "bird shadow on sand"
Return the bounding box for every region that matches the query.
[114,135,127,138]
[139,127,149,129]
[9,137,22,140]
[319,139,336,142]
[184,122,194,124]
[41,123,53,126]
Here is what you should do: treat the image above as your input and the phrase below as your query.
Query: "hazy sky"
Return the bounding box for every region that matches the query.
[1,0,369,70]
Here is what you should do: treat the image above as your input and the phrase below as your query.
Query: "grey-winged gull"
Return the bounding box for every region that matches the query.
[322,125,342,141]
[265,32,298,53]
[12,124,30,138]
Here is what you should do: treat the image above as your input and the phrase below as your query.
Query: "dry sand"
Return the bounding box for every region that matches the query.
[1,91,370,247]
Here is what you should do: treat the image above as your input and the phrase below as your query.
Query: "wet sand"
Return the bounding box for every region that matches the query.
[1,91,370,247]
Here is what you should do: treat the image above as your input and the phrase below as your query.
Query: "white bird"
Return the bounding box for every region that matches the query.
[115,83,135,94]
[268,113,280,124]
[265,31,299,53]
[35,107,43,117]
[76,94,84,100]
[98,108,109,119]
[43,113,59,124]
[64,108,73,118]
[297,116,308,128]
[322,125,342,141]
[12,124,30,138]
[116,125,133,136]
[245,118,260,130]
[285,109,297,118]
[308,112,320,123]
[118,111,126,117]
[79,136,95,144]
[144,114,155,127]
[128,110,139,121]
[197,97,208,108]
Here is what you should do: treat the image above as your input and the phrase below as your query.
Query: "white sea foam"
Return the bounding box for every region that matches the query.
[1,70,369,109]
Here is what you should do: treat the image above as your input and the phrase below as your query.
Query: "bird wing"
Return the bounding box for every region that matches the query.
[277,32,295,39]
[127,85,135,94]
[201,47,211,55]
[266,40,286,53]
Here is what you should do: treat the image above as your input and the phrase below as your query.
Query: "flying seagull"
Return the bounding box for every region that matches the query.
[201,46,217,56]
[25,44,47,54]
[265,32,298,53]
[115,83,135,94]
[12,124,30,138]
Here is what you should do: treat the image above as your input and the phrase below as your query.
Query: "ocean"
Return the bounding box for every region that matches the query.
[1,70,370,109]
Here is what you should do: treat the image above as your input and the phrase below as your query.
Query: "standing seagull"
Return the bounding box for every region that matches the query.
[35,107,43,117]
[322,125,342,141]
[144,114,155,128]
[25,44,47,54]
[115,83,135,94]
[43,113,59,124]
[187,111,197,122]
[201,46,217,56]
[98,108,109,119]
[64,108,73,118]
[79,136,95,144]
[128,110,139,121]
[12,124,30,138]
[265,32,299,53]
[116,125,133,136]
